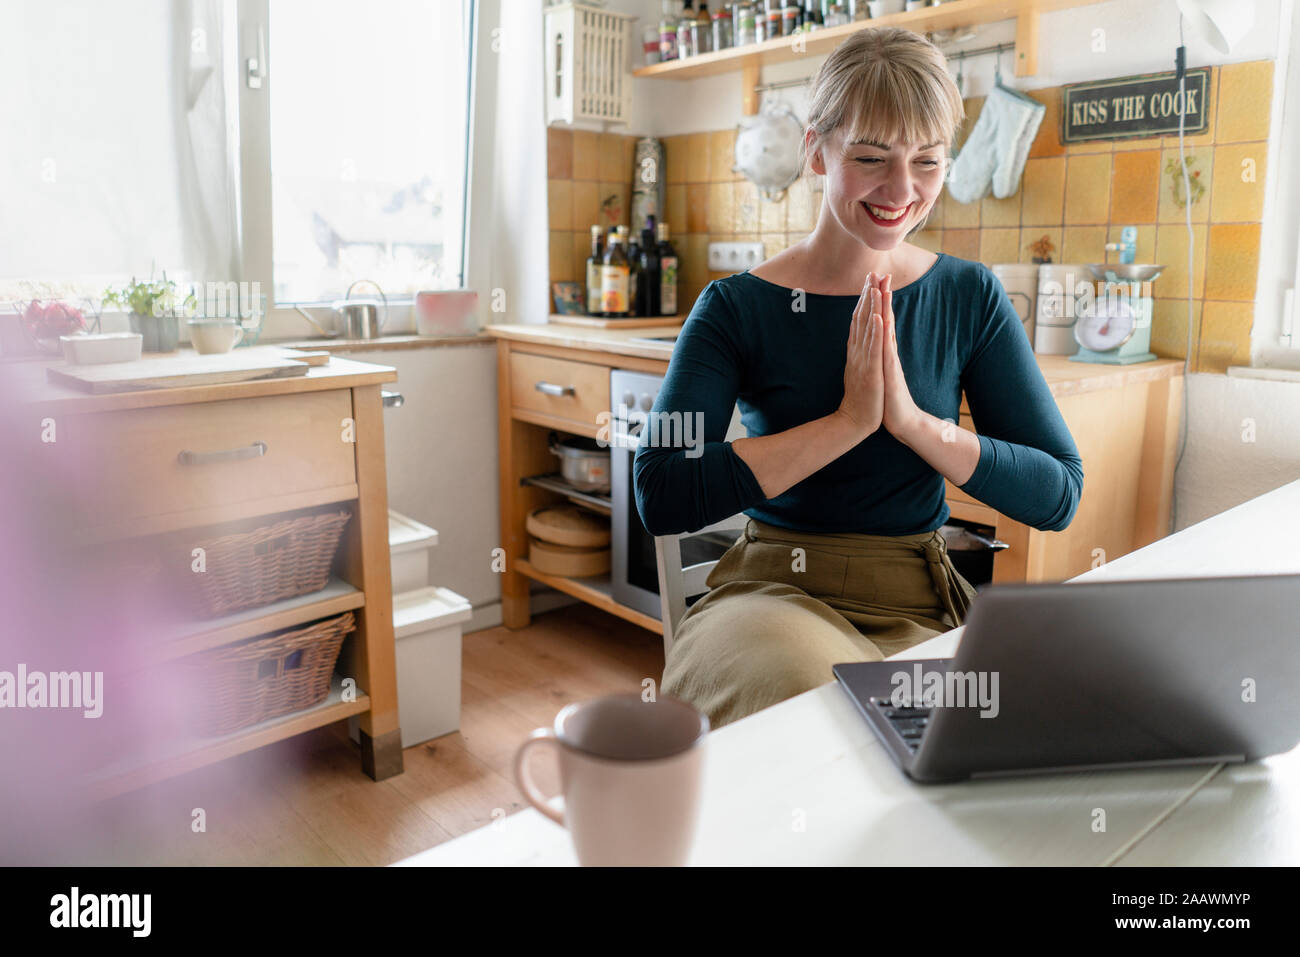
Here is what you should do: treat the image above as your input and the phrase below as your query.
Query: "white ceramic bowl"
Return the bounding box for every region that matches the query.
[60,332,144,365]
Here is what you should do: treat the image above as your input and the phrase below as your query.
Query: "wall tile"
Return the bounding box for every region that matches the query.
[1203,222,1261,301]
[686,132,711,183]
[572,232,594,285]
[1020,157,1066,226]
[955,96,984,152]
[598,133,626,184]
[547,128,573,180]
[1112,135,1164,152]
[1060,226,1108,265]
[981,191,1021,228]
[1149,297,1202,361]
[979,228,1020,264]
[759,193,787,234]
[683,234,710,283]
[942,228,980,260]
[1064,153,1112,225]
[1156,146,1213,224]
[1209,142,1267,223]
[664,134,688,184]
[622,135,637,182]
[1197,300,1253,373]
[762,237,785,260]
[786,176,819,232]
[572,130,599,181]
[735,181,760,233]
[1109,149,1160,224]
[1154,223,1208,299]
[666,184,687,234]
[686,184,709,233]
[942,187,981,227]
[709,130,738,182]
[708,182,736,234]
[1065,138,1113,155]
[548,179,572,231]
[1215,61,1273,143]
[597,182,629,228]
[549,230,574,283]
[912,229,943,254]
[572,180,599,232]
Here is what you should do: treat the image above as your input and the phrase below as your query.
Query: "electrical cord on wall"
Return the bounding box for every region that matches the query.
[1170,15,1195,536]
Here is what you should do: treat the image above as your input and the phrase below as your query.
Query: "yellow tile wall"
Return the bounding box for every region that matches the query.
[546,60,1273,373]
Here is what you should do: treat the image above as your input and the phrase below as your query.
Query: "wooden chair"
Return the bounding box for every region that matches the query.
[653,514,749,659]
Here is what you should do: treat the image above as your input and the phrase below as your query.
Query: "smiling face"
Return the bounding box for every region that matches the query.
[809,127,947,250]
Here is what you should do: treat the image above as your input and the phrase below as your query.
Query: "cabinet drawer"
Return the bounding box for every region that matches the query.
[69,390,357,523]
[510,351,608,431]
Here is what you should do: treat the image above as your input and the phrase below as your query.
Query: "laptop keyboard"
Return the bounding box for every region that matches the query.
[870,697,932,752]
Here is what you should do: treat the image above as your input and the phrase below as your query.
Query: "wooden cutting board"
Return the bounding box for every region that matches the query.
[47,349,311,394]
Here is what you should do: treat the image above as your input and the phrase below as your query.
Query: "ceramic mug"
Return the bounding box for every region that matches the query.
[188,319,244,354]
[513,693,709,866]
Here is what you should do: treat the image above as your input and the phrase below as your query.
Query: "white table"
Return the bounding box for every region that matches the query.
[397,479,1300,866]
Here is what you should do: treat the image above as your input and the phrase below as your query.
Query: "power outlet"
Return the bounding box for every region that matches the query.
[708,241,765,273]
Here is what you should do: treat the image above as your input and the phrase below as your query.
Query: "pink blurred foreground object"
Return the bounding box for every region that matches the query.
[414,289,478,337]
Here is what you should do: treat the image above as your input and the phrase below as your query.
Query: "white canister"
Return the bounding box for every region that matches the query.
[990,264,1039,348]
[1034,263,1092,355]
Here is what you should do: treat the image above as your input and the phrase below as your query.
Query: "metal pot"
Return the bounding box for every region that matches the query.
[939,523,1009,588]
[549,433,611,493]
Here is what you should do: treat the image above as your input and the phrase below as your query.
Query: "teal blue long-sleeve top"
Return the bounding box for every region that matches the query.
[633,253,1083,537]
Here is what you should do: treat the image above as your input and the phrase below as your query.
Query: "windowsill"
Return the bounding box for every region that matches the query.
[1226,365,1300,383]
[272,333,491,353]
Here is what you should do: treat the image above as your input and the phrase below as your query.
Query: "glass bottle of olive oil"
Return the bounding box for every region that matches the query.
[600,228,630,317]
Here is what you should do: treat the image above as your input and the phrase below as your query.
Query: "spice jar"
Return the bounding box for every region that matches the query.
[735,2,757,44]
[713,9,733,50]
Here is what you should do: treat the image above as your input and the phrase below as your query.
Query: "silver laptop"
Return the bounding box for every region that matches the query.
[833,574,1300,783]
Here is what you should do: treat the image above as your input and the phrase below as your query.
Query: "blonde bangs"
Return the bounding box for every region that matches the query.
[804,28,965,164]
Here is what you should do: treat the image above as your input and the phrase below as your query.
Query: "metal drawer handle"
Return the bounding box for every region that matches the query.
[177,441,268,466]
[535,381,575,397]
[966,531,1010,551]
[382,390,405,408]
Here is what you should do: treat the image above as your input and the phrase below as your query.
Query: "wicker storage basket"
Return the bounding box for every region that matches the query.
[186,509,351,618]
[186,611,354,736]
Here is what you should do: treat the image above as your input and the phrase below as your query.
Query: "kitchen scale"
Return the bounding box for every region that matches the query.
[1068,262,1164,365]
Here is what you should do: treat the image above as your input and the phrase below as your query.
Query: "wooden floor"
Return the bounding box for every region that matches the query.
[62,603,664,866]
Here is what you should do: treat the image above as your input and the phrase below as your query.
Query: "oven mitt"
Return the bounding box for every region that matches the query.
[946,85,1046,203]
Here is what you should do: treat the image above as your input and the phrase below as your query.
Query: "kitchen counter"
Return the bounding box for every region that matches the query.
[486,321,1186,397]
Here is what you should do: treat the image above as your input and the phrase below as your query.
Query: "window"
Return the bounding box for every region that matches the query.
[267,0,473,304]
[0,0,475,336]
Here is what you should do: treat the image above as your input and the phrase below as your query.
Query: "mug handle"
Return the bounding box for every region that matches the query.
[232,324,244,348]
[513,728,565,825]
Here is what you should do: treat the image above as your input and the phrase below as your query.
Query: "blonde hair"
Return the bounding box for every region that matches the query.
[801,28,964,232]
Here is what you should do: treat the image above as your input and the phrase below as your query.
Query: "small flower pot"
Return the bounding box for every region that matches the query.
[129,312,180,353]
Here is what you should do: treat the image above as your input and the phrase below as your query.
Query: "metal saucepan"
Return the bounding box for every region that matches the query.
[549,432,611,494]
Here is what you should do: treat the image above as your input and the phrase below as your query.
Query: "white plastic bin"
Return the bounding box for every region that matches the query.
[389,510,439,594]
[349,585,472,748]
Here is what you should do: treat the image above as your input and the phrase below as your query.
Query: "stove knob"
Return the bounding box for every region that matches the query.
[621,391,636,410]
[639,393,655,412]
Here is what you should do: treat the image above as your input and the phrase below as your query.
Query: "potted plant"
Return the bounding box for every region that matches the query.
[102,274,195,353]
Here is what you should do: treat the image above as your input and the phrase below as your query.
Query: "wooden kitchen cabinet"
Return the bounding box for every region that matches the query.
[15,350,404,798]
[490,322,1185,635]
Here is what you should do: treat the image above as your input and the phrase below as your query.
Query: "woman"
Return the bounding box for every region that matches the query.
[633,27,1084,729]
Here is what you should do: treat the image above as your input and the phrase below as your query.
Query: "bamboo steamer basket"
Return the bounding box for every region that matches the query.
[528,537,611,577]
[526,505,611,548]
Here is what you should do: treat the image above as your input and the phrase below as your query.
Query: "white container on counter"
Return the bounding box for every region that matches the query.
[990,264,1039,348]
[59,332,143,365]
[1035,263,1093,355]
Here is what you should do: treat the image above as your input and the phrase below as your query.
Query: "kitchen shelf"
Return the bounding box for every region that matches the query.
[633,0,1108,108]
[521,472,613,515]
[140,577,365,666]
[86,674,371,801]
[516,559,663,634]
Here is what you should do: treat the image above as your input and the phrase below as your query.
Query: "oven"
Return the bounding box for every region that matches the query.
[609,368,744,620]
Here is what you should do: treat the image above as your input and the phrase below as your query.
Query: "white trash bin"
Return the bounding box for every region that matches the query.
[349,585,472,748]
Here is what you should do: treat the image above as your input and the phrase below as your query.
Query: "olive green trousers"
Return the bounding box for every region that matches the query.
[662,518,978,730]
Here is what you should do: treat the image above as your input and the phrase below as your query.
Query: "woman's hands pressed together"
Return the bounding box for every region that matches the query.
[837,271,924,443]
